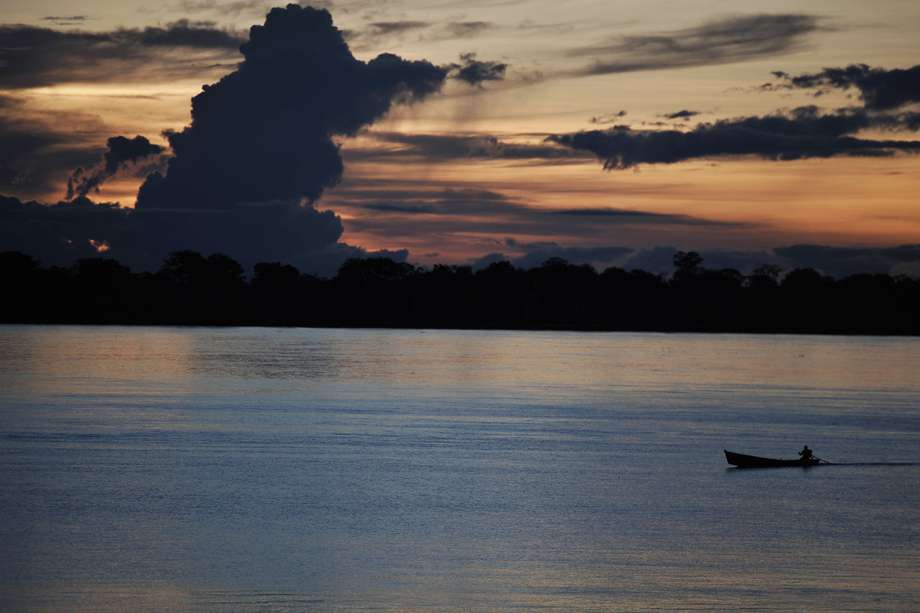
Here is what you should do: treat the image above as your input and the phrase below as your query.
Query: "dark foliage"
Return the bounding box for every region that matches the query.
[2,250,918,334]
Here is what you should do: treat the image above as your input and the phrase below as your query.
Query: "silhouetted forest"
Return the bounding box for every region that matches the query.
[2,250,918,334]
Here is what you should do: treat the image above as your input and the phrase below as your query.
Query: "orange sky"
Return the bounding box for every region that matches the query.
[2,0,919,269]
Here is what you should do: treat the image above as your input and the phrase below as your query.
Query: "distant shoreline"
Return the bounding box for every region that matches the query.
[3,250,919,336]
[2,322,918,338]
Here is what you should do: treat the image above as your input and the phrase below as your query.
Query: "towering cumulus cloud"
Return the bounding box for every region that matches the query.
[0,5,449,275]
[137,4,447,209]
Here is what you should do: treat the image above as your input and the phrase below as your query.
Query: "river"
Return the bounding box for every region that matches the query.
[1,326,918,611]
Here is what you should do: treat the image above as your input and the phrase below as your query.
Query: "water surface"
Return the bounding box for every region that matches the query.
[1,326,919,611]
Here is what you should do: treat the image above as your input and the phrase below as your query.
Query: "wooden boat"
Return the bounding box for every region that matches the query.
[724,449,822,468]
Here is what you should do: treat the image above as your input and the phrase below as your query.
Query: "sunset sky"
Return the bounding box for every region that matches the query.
[2,0,920,276]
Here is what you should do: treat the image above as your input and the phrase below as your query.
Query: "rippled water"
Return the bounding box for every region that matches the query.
[1,326,919,611]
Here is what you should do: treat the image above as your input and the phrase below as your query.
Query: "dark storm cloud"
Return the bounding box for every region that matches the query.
[67,136,165,199]
[99,136,165,175]
[568,14,822,76]
[136,4,448,210]
[0,95,107,199]
[447,52,508,86]
[0,22,243,88]
[548,107,920,170]
[770,64,920,111]
[1,6,454,273]
[0,193,388,276]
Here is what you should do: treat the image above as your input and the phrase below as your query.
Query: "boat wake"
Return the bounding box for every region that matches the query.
[821,462,920,467]
[725,461,920,471]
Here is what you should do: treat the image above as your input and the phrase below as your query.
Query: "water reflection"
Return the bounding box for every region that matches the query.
[4,326,920,395]
[1,326,919,611]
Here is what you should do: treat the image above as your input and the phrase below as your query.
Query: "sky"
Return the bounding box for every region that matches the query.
[2,0,920,276]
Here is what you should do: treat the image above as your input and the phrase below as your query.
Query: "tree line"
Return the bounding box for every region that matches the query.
[1,250,918,334]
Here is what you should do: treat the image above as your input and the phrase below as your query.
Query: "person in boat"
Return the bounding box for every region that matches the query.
[798,445,814,461]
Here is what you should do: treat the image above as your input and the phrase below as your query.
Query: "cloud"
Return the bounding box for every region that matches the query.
[568,14,822,77]
[136,19,243,47]
[774,244,920,277]
[332,185,747,251]
[0,22,243,88]
[345,20,494,50]
[442,21,493,38]
[0,7,454,274]
[548,207,742,227]
[590,110,627,124]
[363,202,435,214]
[0,193,391,276]
[0,94,108,199]
[618,244,920,277]
[770,64,920,111]
[342,20,431,48]
[349,131,588,163]
[446,52,508,87]
[621,246,774,275]
[366,20,430,36]
[136,5,448,210]
[349,187,528,218]
[176,0,333,18]
[475,243,920,277]
[6,190,915,278]
[42,15,89,26]
[342,21,427,49]
[99,136,164,175]
[67,136,164,199]
[472,242,634,270]
[548,106,920,170]
[663,109,700,120]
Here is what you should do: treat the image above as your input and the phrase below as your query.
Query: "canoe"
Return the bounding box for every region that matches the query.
[724,449,821,468]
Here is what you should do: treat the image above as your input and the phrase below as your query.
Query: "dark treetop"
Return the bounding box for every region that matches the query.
[2,250,918,334]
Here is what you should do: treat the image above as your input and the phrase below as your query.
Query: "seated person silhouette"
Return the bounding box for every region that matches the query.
[798,445,814,461]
